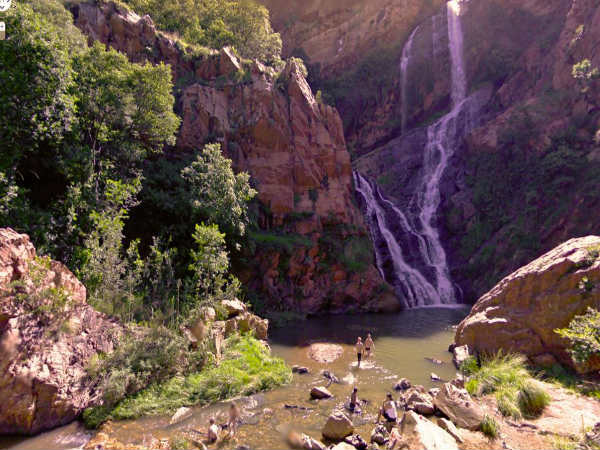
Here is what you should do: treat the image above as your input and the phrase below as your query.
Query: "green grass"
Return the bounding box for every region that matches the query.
[466,352,551,420]
[539,363,600,399]
[480,414,499,439]
[84,335,291,426]
[249,230,313,253]
[551,436,577,450]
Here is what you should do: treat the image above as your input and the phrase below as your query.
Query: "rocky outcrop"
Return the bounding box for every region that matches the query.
[433,383,484,431]
[401,411,459,450]
[72,1,393,314]
[0,228,122,435]
[455,236,600,373]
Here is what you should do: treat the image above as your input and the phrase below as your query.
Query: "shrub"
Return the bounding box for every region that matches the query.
[479,415,499,439]
[517,381,551,418]
[555,308,600,364]
[108,335,291,420]
[459,355,479,376]
[466,352,551,419]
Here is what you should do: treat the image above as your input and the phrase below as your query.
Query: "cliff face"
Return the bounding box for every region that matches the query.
[72,2,395,313]
[0,228,122,435]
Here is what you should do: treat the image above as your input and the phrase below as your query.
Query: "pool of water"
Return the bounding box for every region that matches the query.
[1,307,469,450]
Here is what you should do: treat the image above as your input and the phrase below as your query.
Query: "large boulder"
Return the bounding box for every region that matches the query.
[0,228,122,435]
[455,236,600,373]
[310,386,333,400]
[322,411,354,440]
[433,383,484,431]
[401,411,458,450]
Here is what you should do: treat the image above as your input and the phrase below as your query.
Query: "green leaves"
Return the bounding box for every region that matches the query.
[182,143,256,239]
[555,307,600,364]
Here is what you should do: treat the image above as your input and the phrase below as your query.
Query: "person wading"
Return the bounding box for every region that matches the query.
[349,387,358,412]
[365,333,375,358]
[355,337,364,368]
[228,402,241,437]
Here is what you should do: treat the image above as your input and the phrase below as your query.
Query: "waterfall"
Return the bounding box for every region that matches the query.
[400,27,418,133]
[354,0,490,308]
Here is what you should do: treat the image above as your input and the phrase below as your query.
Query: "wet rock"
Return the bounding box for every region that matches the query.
[344,434,368,450]
[370,425,388,445]
[401,411,458,450]
[322,411,354,440]
[292,365,310,374]
[430,373,442,382]
[433,383,484,431]
[309,344,343,363]
[425,357,444,365]
[287,430,326,450]
[452,345,471,369]
[393,378,411,391]
[323,370,341,385]
[169,406,192,425]
[310,386,334,400]
[436,418,464,444]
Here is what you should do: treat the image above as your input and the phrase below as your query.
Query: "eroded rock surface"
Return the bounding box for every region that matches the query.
[0,228,122,435]
[455,236,600,373]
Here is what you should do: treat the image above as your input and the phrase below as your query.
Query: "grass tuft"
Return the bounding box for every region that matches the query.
[517,381,551,418]
[480,414,499,439]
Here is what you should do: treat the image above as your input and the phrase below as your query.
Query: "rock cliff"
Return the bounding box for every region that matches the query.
[0,228,122,435]
[72,1,393,313]
[455,236,600,373]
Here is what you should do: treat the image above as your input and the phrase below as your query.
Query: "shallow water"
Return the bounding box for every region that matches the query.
[1,307,469,450]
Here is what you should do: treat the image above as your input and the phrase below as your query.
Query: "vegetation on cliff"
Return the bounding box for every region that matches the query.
[2,0,289,429]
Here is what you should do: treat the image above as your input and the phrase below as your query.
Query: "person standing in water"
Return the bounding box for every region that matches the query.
[355,337,364,368]
[349,387,358,412]
[365,333,375,358]
[228,402,241,436]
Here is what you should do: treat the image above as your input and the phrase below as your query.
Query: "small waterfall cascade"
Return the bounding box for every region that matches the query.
[400,27,418,133]
[355,0,489,307]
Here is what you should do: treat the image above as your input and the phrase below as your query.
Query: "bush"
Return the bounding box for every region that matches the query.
[479,415,499,439]
[555,307,600,365]
[517,381,551,418]
[88,335,291,424]
[459,355,479,376]
[466,352,551,419]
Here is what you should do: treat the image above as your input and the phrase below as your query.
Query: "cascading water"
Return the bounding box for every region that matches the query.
[355,0,490,307]
[400,27,418,133]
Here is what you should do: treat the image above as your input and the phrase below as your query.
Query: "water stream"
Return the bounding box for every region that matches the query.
[0,308,468,450]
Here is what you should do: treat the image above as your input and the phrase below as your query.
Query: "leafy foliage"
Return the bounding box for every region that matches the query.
[121,0,282,65]
[555,308,600,364]
[479,414,499,439]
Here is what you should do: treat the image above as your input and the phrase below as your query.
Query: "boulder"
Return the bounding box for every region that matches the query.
[169,406,192,425]
[430,373,442,382]
[309,343,343,363]
[401,411,458,450]
[428,388,440,398]
[433,383,484,431]
[452,345,471,369]
[310,386,333,400]
[394,378,411,391]
[331,443,356,450]
[455,236,600,373]
[223,311,269,340]
[292,365,310,374]
[436,418,464,444]
[0,228,123,435]
[287,431,326,450]
[322,411,354,440]
[344,434,368,450]
[412,402,435,415]
[222,299,247,318]
[370,425,388,445]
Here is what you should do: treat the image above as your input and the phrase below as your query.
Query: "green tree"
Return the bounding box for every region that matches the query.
[555,307,600,364]
[189,223,230,298]
[181,143,256,239]
[71,43,180,188]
